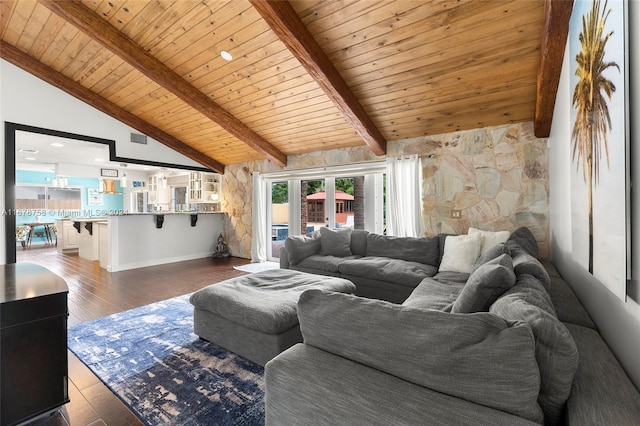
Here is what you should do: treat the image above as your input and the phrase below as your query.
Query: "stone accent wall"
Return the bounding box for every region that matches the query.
[220,162,259,260]
[220,122,548,260]
[390,122,549,258]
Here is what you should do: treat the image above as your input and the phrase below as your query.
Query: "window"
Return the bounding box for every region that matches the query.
[270,181,289,257]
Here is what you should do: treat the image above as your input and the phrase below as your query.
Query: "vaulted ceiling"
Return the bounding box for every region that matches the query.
[0,0,572,173]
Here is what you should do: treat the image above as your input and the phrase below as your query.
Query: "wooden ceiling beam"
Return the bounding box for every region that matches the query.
[249,0,387,156]
[38,0,287,167]
[534,0,574,138]
[0,40,226,173]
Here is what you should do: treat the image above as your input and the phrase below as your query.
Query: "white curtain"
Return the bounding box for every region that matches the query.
[386,155,424,237]
[251,172,267,262]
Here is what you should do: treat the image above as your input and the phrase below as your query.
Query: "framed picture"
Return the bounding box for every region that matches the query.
[88,188,103,206]
[101,168,118,177]
[569,0,630,300]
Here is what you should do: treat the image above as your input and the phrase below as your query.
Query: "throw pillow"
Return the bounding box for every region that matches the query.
[438,233,482,273]
[470,242,511,274]
[509,242,551,291]
[350,229,368,256]
[451,254,516,313]
[507,227,539,257]
[468,227,511,255]
[491,277,579,426]
[319,227,352,257]
[285,233,321,265]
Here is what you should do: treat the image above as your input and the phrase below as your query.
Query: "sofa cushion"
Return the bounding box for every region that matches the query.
[468,227,511,255]
[539,261,596,328]
[563,323,640,425]
[402,278,464,311]
[431,271,469,284]
[297,254,360,274]
[549,276,596,329]
[266,344,544,426]
[439,233,482,273]
[451,254,516,313]
[338,256,438,287]
[365,233,440,266]
[319,227,352,257]
[498,273,556,315]
[289,264,341,277]
[541,260,561,278]
[490,274,579,426]
[350,229,368,256]
[298,289,544,423]
[284,233,321,265]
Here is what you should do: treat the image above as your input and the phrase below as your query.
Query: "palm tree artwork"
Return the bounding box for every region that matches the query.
[571,0,619,274]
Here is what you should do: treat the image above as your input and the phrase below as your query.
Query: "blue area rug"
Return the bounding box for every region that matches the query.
[68,294,265,425]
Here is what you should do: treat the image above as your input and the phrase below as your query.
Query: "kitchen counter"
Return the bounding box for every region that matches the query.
[105,213,223,272]
[74,219,107,261]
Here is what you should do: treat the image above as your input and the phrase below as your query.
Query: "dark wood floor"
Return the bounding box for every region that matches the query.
[17,244,250,426]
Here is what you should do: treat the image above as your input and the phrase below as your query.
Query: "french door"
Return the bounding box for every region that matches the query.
[265,163,385,260]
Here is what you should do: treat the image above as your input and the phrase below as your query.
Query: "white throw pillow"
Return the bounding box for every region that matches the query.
[439,233,482,273]
[469,227,511,255]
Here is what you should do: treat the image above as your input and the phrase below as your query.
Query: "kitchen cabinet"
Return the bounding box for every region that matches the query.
[56,219,78,253]
[0,263,69,426]
[74,219,107,261]
[147,174,170,208]
[189,172,221,209]
[148,174,158,203]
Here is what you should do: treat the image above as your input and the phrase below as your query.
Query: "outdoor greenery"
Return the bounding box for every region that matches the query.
[271,182,289,204]
[271,178,355,204]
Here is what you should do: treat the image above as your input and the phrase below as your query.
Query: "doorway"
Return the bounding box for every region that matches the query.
[4,123,116,264]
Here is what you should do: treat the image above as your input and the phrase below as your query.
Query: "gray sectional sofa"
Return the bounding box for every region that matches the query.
[270,227,640,425]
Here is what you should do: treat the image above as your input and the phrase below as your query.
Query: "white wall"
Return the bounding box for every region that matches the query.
[107,213,222,272]
[0,59,207,263]
[548,1,640,388]
[0,60,204,167]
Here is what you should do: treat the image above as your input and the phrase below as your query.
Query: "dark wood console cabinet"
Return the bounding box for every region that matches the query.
[1,263,69,426]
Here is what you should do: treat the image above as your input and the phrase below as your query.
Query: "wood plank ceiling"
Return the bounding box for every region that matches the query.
[0,0,565,173]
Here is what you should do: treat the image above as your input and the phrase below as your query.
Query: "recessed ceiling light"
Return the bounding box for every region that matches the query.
[51,143,64,147]
[25,157,37,160]
[94,158,104,162]
[18,148,39,153]
[220,50,233,61]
